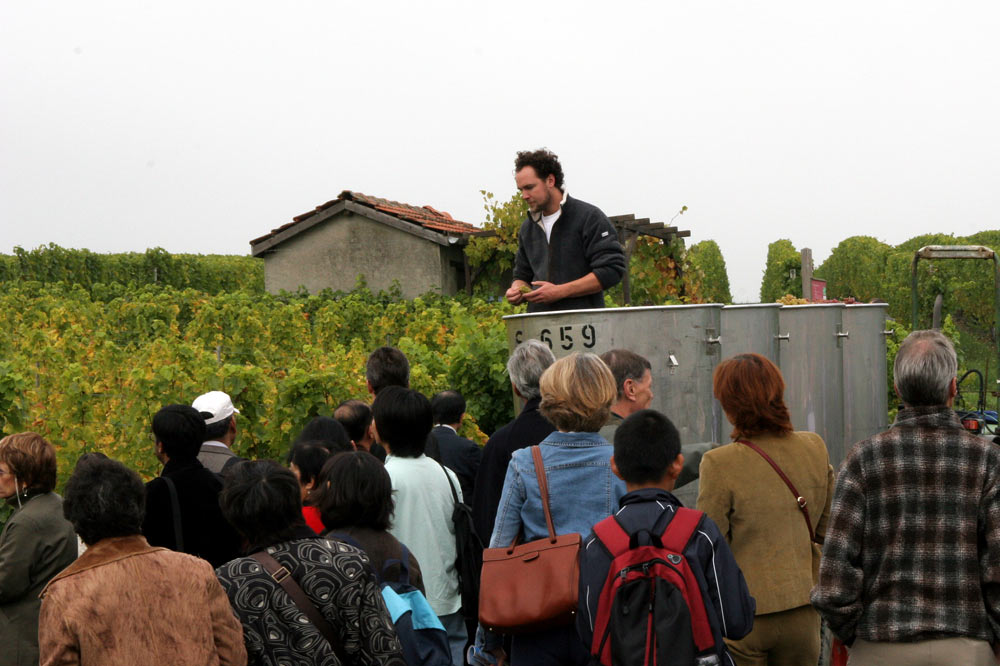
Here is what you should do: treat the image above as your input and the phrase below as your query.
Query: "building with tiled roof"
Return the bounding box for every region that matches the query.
[250,191,485,297]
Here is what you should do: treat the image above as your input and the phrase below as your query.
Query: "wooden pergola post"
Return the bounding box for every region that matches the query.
[609,214,692,306]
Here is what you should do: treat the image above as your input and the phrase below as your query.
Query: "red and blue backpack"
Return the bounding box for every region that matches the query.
[590,507,720,666]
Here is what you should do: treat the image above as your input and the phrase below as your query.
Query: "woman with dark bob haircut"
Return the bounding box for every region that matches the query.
[293,416,353,453]
[37,454,246,665]
[697,353,834,665]
[313,450,424,592]
[216,460,405,665]
[0,432,77,666]
[287,441,333,533]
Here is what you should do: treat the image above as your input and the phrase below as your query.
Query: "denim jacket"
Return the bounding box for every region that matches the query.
[488,431,627,549]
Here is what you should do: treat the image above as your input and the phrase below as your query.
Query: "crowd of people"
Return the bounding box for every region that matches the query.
[1,328,998,666]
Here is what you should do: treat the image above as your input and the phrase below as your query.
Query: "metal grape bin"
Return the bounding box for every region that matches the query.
[841,304,890,457]
[504,305,724,447]
[720,303,782,362]
[504,302,888,468]
[778,304,848,465]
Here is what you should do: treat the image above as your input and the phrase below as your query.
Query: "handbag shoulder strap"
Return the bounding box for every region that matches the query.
[249,550,349,664]
[530,445,557,542]
[162,476,184,551]
[737,439,818,543]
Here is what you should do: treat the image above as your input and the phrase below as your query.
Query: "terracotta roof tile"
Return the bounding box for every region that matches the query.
[250,190,479,247]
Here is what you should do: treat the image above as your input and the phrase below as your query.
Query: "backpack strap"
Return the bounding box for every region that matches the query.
[325,532,379,581]
[592,515,630,557]
[162,476,184,551]
[436,460,460,506]
[660,507,703,553]
[381,544,413,587]
[325,531,364,551]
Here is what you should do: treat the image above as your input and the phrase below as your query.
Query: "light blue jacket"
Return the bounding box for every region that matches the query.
[489,431,627,549]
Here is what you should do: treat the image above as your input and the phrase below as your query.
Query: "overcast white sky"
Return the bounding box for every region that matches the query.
[3,1,999,302]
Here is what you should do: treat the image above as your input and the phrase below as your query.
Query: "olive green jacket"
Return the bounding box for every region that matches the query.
[0,492,78,666]
[696,431,834,615]
[597,411,624,444]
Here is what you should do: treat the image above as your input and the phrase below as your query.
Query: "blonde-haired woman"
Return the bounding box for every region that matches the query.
[0,433,77,666]
[476,352,627,666]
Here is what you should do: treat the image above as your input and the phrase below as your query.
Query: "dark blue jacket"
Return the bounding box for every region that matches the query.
[577,488,755,664]
[430,425,482,503]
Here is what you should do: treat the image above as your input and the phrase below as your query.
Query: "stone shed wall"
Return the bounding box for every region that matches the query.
[261,211,462,297]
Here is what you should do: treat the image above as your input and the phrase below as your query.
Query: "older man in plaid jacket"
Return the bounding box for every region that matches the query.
[811,329,1000,664]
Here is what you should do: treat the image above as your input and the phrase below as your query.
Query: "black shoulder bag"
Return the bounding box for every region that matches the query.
[162,476,184,551]
[436,461,484,621]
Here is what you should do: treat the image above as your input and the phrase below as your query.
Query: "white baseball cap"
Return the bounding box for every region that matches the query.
[192,391,240,425]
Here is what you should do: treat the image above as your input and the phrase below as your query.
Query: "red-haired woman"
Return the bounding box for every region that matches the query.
[697,353,834,666]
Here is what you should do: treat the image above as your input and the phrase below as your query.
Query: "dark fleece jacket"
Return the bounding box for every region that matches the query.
[513,195,625,312]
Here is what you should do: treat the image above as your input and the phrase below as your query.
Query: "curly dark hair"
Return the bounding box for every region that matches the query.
[515,149,564,190]
[63,455,145,545]
[219,460,305,551]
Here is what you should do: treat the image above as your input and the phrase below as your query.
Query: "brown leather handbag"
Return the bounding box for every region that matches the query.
[478,445,581,633]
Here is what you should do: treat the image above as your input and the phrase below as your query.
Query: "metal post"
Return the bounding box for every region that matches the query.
[993,255,1000,390]
[801,248,812,300]
[462,249,472,297]
[623,232,637,306]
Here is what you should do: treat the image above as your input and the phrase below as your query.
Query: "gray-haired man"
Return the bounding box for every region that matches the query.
[811,330,1000,664]
[470,340,557,540]
[598,348,654,441]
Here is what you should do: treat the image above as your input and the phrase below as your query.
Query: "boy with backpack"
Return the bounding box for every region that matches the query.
[578,409,755,666]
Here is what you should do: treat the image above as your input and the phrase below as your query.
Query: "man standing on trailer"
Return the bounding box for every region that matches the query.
[505,149,625,312]
[811,330,1000,664]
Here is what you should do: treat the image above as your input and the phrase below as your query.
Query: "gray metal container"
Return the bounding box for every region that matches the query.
[777,304,848,465]
[841,304,890,459]
[719,304,784,437]
[720,304,783,361]
[504,304,724,445]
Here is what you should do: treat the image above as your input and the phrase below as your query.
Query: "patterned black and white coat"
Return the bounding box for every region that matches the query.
[216,531,406,666]
[812,406,1000,646]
